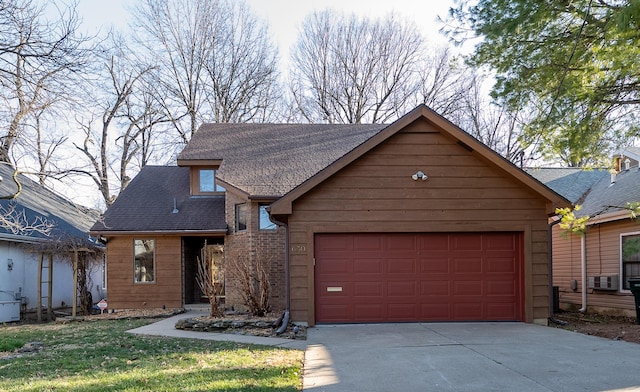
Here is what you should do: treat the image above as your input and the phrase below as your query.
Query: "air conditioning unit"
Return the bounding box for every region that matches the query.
[588,275,619,291]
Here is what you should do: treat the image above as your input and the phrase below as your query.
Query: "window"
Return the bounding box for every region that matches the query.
[235,204,247,232]
[259,205,276,230]
[622,233,640,290]
[198,168,225,193]
[134,239,155,283]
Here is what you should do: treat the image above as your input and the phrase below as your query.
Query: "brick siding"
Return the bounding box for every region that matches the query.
[224,192,286,313]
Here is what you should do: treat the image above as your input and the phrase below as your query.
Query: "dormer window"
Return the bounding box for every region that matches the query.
[195,168,225,194]
[624,158,631,171]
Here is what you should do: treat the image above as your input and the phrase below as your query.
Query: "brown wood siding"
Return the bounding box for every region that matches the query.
[287,121,552,325]
[106,236,183,309]
[553,220,639,315]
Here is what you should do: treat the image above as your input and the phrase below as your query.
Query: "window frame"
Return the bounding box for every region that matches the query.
[259,204,277,231]
[235,203,248,232]
[133,238,156,284]
[194,167,225,195]
[620,231,640,291]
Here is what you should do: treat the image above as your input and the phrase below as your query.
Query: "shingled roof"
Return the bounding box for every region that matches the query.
[577,166,640,218]
[90,166,227,234]
[524,167,609,204]
[178,123,388,197]
[0,164,99,241]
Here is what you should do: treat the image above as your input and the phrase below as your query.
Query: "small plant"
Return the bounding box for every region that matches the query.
[0,337,25,352]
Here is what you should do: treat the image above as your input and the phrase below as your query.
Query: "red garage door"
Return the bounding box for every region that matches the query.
[315,233,523,323]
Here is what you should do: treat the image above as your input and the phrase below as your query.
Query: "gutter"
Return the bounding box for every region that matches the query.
[268,213,290,335]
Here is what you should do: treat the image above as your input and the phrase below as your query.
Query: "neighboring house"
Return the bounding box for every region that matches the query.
[529,147,640,317]
[91,105,569,326]
[0,164,103,322]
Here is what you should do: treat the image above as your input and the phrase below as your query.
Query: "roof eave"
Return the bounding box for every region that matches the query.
[177,159,223,167]
[89,229,228,237]
[587,209,636,225]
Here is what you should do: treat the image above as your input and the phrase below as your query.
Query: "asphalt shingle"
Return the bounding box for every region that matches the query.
[90,166,227,233]
[0,164,98,240]
[179,123,388,196]
[524,167,608,204]
[578,167,640,217]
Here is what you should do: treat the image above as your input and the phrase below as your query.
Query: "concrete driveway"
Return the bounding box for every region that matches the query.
[303,323,640,392]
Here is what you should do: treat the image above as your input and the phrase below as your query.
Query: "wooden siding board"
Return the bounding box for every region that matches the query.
[106,236,183,309]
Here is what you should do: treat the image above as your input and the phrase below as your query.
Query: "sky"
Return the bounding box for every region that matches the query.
[75,0,458,64]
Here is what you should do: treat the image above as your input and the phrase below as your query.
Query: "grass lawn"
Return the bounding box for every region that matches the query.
[0,318,304,391]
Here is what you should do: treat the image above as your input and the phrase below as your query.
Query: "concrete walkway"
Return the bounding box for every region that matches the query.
[129,312,640,392]
[127,310,307,350]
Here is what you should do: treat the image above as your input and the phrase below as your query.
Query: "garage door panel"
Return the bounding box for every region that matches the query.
[317,234,351,250]
[354,282,384,297]
[452,235,482,250]
[453,303,483,319]
[420,304,450,319]
[318,304,352,321]
[486,234,516,250]
[453,281,483,296]
[487,303,517,320]
[486,280,516,296]
[353,258,383,273]
[354,304,383,320]
[454,257,483,273]
[319,258,351,274]
[388,258,416,273]
[387,304,417,320]
[420,281,449,295]
[487,257,516,272]
[420,255,449,273]
[387,281,416,296]
[420,234,450,251]
[388,235,417,250]
[315,233,523,323]
[353,234,383,250]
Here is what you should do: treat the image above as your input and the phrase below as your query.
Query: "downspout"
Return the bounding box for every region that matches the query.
[269,213,290,335]
[548,218,567,325]
[579,234,587,313]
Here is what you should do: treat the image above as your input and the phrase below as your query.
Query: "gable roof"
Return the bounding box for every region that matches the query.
[577,166,640,221]
[0,164,99,242]
[90,166,227,234]
[524,167,609,204]
[178,123,387,197]
[616,146,640,161]
[270,105,570,215]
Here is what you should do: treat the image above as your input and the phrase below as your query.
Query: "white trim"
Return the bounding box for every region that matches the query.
[620,230,640,293]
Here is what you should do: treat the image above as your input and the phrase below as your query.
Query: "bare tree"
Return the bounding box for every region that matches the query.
[74,37,162,206]
[455,74,529,164]
[202,2,280,123]
[289,10,424,124]
[132,0,280,145]
[417,47,470,120]
[0,0,92,165]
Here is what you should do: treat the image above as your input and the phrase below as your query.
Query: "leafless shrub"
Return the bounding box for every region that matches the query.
[196,242,225,318]
[228,250,271,317]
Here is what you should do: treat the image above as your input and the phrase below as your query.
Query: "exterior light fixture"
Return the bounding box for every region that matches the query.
[411,171,428,181]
